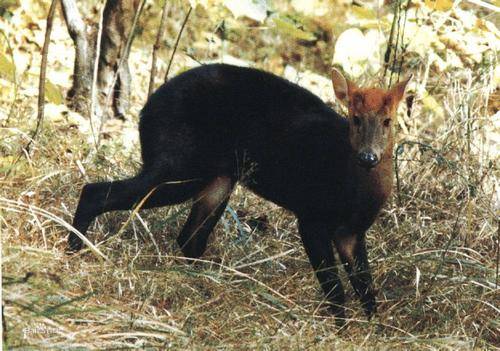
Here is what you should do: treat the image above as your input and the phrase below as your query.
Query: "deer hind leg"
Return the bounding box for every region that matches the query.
[177,176,235,259]
[333,226,376,317]
[68,171,204,252]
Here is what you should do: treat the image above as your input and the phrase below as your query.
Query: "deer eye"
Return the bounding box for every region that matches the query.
[383,118,391,127]
[353,116,361,126]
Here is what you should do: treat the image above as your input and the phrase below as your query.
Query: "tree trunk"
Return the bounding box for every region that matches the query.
[60,0,141,121]
[61,0,97,117]
[97,0,140,120]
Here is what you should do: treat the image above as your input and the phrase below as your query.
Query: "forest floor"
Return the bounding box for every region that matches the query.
[1,0,498,349]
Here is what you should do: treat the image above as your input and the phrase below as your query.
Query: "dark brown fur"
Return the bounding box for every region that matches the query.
[68,64,410,322]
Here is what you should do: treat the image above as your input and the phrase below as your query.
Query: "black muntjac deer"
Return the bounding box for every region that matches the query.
[68,64,411,321]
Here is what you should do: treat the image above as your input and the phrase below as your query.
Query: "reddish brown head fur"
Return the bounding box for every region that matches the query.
[350,88,392,116]
[331,69,411,169]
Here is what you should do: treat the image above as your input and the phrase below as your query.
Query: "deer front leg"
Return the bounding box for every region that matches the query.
[333,226,376,317]
[298,219,346,323]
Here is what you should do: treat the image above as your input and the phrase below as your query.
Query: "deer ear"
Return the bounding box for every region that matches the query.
[331,68,355,107]
[389,74,413,105]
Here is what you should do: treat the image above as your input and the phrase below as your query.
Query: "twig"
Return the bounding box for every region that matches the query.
[164,6,192,82]
[496,218,499,288]
[404,203,465,305]
[466,0,500,11]
[182,48,203,65]
[389,0,402,87]
[397,0,411,82]
[426,204,464,290]
[5,0,58,179]
[0,197,110,262]
[24,0,58,154]
[393,140,471,205]
[2,303,6,344]
[394,143,403,206]
[384,0,410,87]
[390,0,411,86]
[89,0,105,151]
[148,0,170,97]
[134,213,162,263]
[154,254,308,312]
[383,1,398,81]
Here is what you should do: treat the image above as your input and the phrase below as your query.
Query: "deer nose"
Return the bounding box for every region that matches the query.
[357,152,379,168]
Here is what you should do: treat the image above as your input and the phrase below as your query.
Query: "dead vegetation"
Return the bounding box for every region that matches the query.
[1,0,498,349]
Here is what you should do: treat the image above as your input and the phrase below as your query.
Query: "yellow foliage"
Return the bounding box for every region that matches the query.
[421,91,444,119]
[494,65,500,87]
[424,0,454,11]
[0,52,15,82]
[351,5,377,20]
[45,81,63,105]
[346,5,390,29]
[272,16,316,42]
[188,0,221,8]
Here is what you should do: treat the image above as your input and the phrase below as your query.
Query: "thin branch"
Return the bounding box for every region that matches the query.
[397,0,411,82]
[389,0,402,87]
[7,0,57,178]
[24,0,58,154]
[148,0,169,97]
[383,2,398,82]
[164,6,192,82]
[496,218,499,288]
[89,0,106,150]
[429,204,464,284]
[466,0,500,11]
[384,0,411,87]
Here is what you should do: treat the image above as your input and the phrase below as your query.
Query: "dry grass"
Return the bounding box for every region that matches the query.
[1,1,499,350]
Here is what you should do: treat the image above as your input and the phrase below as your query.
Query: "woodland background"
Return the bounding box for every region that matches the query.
[1,0,499,349]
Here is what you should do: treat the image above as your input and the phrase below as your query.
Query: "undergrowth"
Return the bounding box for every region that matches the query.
[1,1,498,350]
